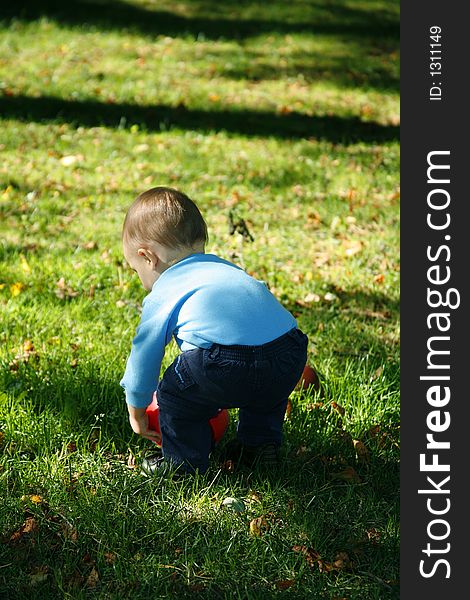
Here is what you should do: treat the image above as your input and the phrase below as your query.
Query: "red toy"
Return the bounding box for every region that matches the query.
[146,392,229,447]
[296,364,320,392]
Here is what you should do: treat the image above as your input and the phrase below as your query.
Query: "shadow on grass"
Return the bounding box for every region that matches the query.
[0,94,399,143]
[1,0,399,41]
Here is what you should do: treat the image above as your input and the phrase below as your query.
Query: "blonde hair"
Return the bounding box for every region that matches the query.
[123,187,208,249]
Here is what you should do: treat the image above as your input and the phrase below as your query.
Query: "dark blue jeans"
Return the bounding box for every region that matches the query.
[156,328,308,473]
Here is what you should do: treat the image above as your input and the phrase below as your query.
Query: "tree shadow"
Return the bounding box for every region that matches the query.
[1,0,399,41]
[0,94,399,143]
[216,44,399,92]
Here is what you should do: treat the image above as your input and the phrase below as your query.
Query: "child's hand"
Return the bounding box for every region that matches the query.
[127,405,162,444]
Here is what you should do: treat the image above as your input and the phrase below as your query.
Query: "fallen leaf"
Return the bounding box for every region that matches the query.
[331,402,345,416]
[247,490,261,503]
[374,273,385,284]
[55,278,79,300]
[331,466,362,484]
[353,440,370,463]
[9,516,38,544]
[82,241,97,250]
[343,240,362,257]
[292,545,321,568]
[104,552,116,564]
[366,528,381,544]
[368,424,381,438]
[61,522,78,541]
[306,402,323,410]
[85,566,99,589]
[331,551,352,571]
[275,579,295,590]
[249,516,269,536]
[371,366,384,381]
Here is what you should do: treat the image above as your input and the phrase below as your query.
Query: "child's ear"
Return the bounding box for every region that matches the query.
[138,247,158,267]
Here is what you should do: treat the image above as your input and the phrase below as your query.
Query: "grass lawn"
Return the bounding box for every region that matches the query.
[0,1,399,598]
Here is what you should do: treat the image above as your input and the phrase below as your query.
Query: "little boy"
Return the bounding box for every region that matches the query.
[120,186,308,475]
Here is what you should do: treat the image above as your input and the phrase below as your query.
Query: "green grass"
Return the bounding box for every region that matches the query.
[0,1,399,598]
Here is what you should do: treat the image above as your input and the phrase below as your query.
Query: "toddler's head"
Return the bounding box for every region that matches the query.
[123,186,207,290]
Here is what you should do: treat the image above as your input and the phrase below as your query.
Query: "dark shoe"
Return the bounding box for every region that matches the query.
[224,440,280,469]
[141,451,187,479]
[245,443,280,468]
[141,452,165,475]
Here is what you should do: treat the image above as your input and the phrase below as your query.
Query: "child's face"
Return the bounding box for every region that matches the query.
[123,239,159,292]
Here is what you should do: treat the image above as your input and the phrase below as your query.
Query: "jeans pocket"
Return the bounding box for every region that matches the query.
[173,353,196,390]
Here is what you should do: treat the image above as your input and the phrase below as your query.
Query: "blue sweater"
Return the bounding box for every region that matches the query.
[120,253,297,408]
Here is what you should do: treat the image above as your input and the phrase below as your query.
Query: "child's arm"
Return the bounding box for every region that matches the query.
[127,404,162,444]
[120,295,169,408]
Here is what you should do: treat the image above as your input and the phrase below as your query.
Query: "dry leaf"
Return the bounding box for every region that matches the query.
[366,528,381,544]
[247,490,261,503]
[61,522,78,541]
[331,466,362,484]
[368,424,381,438]
[292,545,321,568]
[331,402,345,416]
[353,440,370,463]
[275,579,295,590]
[82,241,97,250]
[343,240,362,257]
[331,551,351,571]
[104,552,116,564]
[55,278,79,300]
[85,566,99,589]
[9,516,38,544]
[249,516,269,537]
[371,366,384,381]
[306,402,323,410]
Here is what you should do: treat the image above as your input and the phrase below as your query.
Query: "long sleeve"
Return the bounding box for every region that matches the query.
[120,295,171,408]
